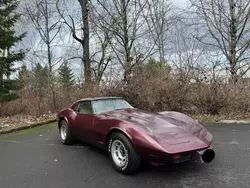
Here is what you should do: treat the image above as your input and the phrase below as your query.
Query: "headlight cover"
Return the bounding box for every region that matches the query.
[205,131,213,142]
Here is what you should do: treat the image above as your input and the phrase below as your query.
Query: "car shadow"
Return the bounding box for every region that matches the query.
[69,140,208,176]
[139,160,204,174]
[72,140,109,156]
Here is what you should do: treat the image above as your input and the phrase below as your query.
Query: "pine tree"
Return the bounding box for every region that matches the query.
[0,0,26,102]
[58,62,75,99]
[58,62,75,87]
[144,58,171,77]
[31,63,50,95]
[18,64,30,89]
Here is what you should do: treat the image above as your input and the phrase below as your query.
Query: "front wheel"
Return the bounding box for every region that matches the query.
[59,120,74,145]
[108,132,141,174]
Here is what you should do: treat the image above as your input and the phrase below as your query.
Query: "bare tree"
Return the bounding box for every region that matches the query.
[56,0,91,87]
[24,0,62,110]
[89,8,114,88]
[144,0,173,63]
[169,19,206,83]
[94,0,157,83]
[189,0,250,84]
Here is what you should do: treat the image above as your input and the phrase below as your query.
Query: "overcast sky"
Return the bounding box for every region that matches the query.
[173,0,189,7]
[13,0,195,80]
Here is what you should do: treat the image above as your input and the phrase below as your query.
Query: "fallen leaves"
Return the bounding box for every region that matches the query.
[0,113,56,133]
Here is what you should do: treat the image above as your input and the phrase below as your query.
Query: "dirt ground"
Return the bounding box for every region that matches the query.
[0,113,56,133]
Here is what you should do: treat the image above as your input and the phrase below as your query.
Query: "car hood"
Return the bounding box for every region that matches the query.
[104,108,211,150]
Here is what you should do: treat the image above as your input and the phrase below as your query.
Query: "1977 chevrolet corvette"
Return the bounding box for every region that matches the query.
[57,97,215,174]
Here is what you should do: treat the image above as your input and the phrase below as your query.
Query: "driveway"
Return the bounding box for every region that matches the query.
[0,122,249,188]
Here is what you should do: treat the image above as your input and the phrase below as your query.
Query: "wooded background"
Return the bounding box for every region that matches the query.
[1,0,250,118]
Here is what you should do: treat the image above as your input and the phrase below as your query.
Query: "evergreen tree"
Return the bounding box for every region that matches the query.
[144,58,171,77]
[58,62,75,87]
[0,0,26,102]
[58,62,75,99]
[31,63,50,95]
[18,64,30,88]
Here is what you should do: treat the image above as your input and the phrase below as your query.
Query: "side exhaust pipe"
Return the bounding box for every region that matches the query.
[196,149,215,163]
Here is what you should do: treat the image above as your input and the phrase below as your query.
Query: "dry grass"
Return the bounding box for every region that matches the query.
[0,113,56,133]
[1,66,250,131]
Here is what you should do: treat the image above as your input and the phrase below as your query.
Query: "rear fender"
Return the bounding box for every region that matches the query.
[58,116,69,128]
[57,108,76,128]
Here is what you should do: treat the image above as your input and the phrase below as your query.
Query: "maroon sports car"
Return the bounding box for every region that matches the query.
[57,97,215,174]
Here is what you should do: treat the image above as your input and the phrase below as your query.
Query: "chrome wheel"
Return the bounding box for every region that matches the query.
[60,122,67,141]
[111,140,128,167]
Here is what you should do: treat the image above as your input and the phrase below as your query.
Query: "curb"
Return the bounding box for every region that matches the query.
[198,120,250,124]
[217,120,250,124]
[0,119,57,135]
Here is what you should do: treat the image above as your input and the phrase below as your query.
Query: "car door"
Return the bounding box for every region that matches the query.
[73,101,96,141]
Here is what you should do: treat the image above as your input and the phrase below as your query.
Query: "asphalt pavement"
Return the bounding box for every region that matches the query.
[0,122,250,188]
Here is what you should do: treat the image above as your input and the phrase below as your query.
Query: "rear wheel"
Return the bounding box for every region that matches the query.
[59,120,74,145]
[108,132,141,174]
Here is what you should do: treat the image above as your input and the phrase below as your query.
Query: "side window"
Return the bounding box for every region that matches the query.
[76,101,93,114]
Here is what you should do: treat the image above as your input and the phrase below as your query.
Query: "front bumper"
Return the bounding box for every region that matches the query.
[141,146,215,165]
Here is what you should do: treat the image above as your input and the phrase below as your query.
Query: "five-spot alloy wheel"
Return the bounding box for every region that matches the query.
[59,120,74,145]
[108,132,141,174]
[111,140,127,168]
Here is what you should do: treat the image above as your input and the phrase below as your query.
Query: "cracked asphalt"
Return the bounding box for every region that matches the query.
[0,122,250,188]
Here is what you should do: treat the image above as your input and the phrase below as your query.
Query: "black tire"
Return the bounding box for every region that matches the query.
[59,120,74,145]
[108,132,141,174]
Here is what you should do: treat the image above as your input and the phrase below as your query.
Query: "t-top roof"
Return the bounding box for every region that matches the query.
[77,96,122,102]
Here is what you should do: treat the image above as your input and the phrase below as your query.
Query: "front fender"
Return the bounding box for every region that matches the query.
[106,123,166,154]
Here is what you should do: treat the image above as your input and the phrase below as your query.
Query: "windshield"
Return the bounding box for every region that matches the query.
[92,98,133,114]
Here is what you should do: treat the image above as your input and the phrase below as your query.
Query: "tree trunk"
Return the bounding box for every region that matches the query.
[79,0,91,87]
[158,16,165,64]
[229,0,237,85]
[159,33,165,63]
[121,0,131,83]
[45,0,56,110]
